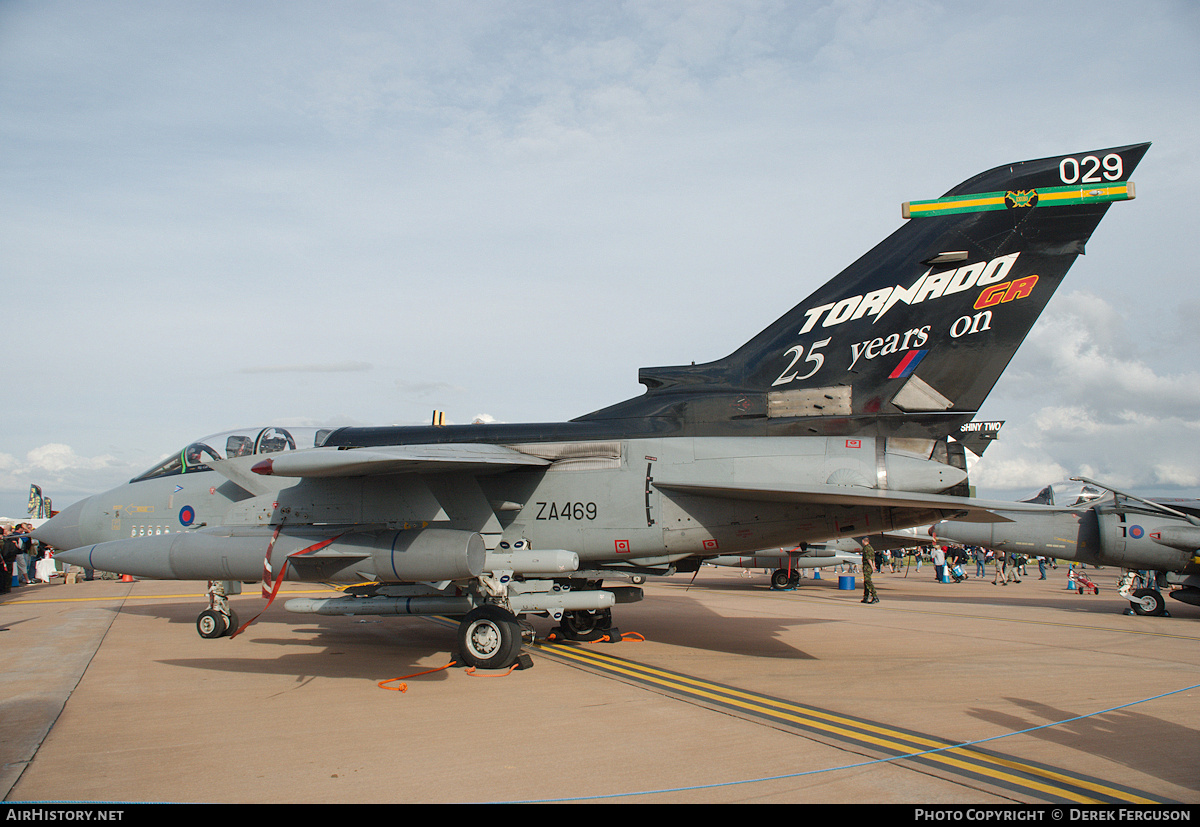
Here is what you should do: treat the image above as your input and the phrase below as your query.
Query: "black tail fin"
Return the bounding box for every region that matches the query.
[579,143,1149,437]
[27,484,52,519]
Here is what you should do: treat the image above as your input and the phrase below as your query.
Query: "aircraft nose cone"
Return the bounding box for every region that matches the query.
[32,498,87,550]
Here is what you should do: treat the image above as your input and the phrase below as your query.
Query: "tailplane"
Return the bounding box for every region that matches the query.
[579,143,1149,437]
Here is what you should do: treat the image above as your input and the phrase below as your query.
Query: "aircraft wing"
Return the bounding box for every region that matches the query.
[652,479,1064,523]
[241,444,551,478]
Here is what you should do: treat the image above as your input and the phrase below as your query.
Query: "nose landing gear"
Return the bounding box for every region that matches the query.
[196,580,241,638]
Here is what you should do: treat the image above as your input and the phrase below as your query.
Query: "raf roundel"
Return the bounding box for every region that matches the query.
[179,505,196,527]
[1129,525,1145,540]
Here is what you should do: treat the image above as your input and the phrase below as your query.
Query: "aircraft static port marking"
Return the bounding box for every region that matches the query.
[524,641,1170,804]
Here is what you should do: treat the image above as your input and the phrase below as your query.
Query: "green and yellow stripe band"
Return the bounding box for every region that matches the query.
[902,181,1135,219]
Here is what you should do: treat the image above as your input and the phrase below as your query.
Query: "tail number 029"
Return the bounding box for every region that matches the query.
[1059,154,1122,184]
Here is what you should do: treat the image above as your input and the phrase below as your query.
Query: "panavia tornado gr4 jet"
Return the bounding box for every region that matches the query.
[37,143,1149,669]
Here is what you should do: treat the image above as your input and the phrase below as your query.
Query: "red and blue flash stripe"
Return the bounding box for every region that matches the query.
[889,349,927,379]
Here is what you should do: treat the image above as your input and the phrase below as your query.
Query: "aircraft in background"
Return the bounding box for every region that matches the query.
[27,484,54,521]
[707,540,861,589]
[709,525,943,589]
[2,485,54,530]
[933,477,1200,617]
[36,143,1149,669]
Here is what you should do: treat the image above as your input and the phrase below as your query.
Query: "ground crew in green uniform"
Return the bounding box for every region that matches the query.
[861,540,879,604]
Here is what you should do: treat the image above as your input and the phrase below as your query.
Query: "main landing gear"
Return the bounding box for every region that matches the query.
[197,551,643,669]
[550,608,620,643]
[457,605,531,669]
[771,568,800,590]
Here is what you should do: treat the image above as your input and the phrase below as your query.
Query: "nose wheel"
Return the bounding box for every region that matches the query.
[196,608,239,638]
[196,580,240,638]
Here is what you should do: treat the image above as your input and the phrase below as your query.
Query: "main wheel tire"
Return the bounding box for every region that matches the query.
[559,608,611,641]
[771,569,792,590]
[197,609,227,639]
[458,605,522,669]
[1130,588,1166,617]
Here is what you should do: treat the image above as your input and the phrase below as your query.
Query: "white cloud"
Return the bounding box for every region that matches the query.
[1153,464,1200,488]
[974,291,1200,499]
[1012,292,1200,421]
[969,449,1070,495]
[23,443,116,474]
[0,444,138,517]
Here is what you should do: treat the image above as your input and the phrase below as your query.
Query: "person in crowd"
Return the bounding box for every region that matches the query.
[932,545,946,582]
[861,540,879,604]
[1005,552,1022,584]
[0,526,17,594]
[992,550,1008,585]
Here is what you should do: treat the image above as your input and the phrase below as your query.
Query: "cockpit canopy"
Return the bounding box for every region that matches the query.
[1020,480,1111,507]
[131,427,332,482]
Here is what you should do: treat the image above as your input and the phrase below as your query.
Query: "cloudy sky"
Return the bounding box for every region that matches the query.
[1,0,1197,517]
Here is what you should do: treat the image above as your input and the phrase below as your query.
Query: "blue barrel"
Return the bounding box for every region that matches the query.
[838,574,855,590]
